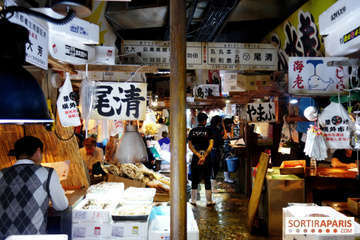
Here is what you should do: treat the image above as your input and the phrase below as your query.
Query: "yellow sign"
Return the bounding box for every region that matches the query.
[85,0,116,46]
[263,0,337,70]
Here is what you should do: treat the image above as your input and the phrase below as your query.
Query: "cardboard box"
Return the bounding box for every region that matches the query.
[72,222,112,239]
[280,160,306,175]
[237,74,271,91]
[348,198,360,216]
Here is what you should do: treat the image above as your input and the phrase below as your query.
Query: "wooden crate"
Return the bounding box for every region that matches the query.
[280,160,306,175]
[347,198,360,216]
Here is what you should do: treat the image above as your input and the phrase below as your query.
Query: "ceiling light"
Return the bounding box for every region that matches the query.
[290,98,298,104]
[0,20,53,124]
[51,0,92,18]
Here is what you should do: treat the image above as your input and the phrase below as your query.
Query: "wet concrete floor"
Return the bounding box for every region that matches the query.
[191,182,280,240]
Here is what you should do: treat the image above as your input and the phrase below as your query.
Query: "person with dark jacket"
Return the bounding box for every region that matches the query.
[188,112,214,206]
[207,115,224,181]
[0,136,68,239]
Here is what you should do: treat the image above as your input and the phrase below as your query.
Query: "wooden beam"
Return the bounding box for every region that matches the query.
[170,0,187,239]
[73,64,158,73]
[48,56,77,74]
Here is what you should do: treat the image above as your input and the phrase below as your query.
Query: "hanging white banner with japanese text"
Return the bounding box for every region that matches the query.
[57,73,81,127]
[288,57,349,95]
[318,102,351,149]
[91,82,147,121]
[121,40,277,71]
[6,0,48,70]
[245,102,276,122]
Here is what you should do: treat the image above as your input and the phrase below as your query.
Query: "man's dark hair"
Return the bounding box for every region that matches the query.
[197,112,208,123]
[162,131,168,138]
[14,136,43,159]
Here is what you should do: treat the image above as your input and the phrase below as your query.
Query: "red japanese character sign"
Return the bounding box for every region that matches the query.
[289,57,349,95]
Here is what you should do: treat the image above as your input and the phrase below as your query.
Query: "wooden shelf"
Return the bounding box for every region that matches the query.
[48,56,76,74]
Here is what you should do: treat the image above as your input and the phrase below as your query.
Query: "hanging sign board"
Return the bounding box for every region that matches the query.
[319,0,360,56]
[6,0,48,70]
[49,36,96,65]
[288,57,349,95]
[91,82,147,120]
[245,102,276,122]
[193,84,220,99]
[121,40,277,71]
[318,102,351,149]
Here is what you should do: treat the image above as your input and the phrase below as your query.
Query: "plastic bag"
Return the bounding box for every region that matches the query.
[79,75,96,137]
[57,72,81,127]
[304,125,328,161]
[318,102,352,149]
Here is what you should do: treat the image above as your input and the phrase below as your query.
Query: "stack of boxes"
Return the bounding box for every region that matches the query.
[72,183,155,240]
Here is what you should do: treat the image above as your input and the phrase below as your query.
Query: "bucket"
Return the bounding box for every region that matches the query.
[226,156,239,172]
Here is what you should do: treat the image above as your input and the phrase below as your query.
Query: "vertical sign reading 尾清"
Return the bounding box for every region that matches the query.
[246,102,276,122]
[91,82,147,121]
[6,0,48,70]
[288,57,349,95]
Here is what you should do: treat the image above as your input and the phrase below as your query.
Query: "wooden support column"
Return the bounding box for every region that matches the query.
[170,0,187,239]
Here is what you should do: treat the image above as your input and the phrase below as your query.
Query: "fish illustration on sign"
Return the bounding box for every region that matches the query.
[306,59,334,90]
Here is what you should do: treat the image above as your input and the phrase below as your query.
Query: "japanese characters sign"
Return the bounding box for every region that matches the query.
[289,57,349,95]
[193,84,220,99]
[245,102,276,122]
[6,0,48,70]
[49,36,96,65]
[121,40,277,71]
[57,73,81,127]
[91,82,147,120]
[319,102,351,149]
[263,0,337,70]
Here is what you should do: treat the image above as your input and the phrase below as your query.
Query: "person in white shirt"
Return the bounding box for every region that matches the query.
[0,136,68,238]
[79,137,104,174]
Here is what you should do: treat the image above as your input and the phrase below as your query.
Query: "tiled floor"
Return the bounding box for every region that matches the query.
[191,181,280,240]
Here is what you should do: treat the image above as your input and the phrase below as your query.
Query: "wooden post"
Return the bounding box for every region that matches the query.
[170,0,187,239]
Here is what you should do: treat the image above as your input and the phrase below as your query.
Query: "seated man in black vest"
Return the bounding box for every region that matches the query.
[0,136,68,238]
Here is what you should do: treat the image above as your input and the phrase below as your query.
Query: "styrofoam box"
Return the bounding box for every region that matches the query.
[111,218,149,240]
[5,235,67,240]
[283,206,360,240]
[123,187,156,204]
[86,182,124,201]
[148,203,199,240]
[72,199,114,223]
[89,46,117,65]
[32,8,99,45]
[72,222,112,239]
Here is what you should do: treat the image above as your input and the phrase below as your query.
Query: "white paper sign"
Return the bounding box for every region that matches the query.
[193,84,220,98]
[246,102,276,122]
[42,160,70,181]
[318,102,351,149]
[121,40,277,71]
[91,82,147,120]
[6,1,48,70]
[289,57,349,95]
[57,73,81,127]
